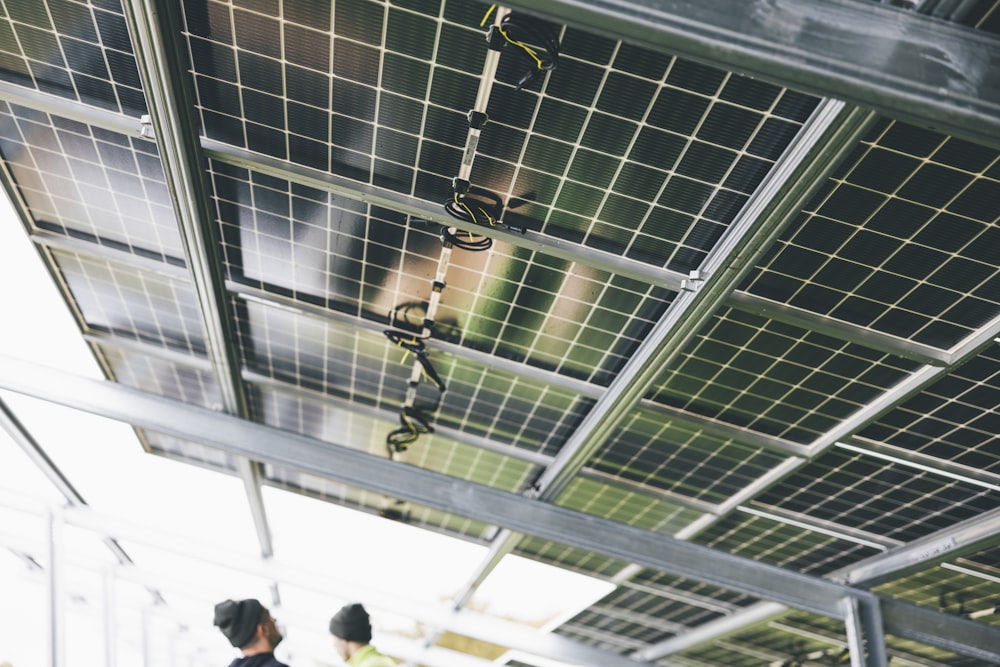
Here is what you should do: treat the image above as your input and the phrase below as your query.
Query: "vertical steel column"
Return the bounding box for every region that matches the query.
[141,606,152,667]
[120,0,278,603]
[46,509,66,667]
[104,566,118,667]
[842,595,888,667]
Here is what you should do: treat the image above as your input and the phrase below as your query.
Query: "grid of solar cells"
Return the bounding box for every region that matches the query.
[560,599,709,650]
[52,248,206,353]
[514,535,632,579]
[0,103,184,259]
[432,358,591,456]
[692,512,881,576]
[556,573,752,650]
[208,165,676,388]
[0,0,146,114]
[262,463,495,541]
[555,476,703,532]
[209,159,445,316]
[874,565,1000,629]
[649,307,922,443]
[438,254,676,385]
[180,0,493,200]
[233,297,593,456]
[741,119,1000,350]
[588,406,789,505]
[965,545,1000,576]
[702,617,848,667]
[858,345,1000,475]
[250,383,538,491]
[555,612,648,652]
[143,430,238,472]
[481,32,819,273]
[625,569,758,613]
[682,641,775,667]
[234,296,406,408]
[756,612,987,667]
[755,447,1000,544]
[99,344,223,408]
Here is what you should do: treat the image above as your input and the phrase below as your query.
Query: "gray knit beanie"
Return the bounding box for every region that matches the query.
[214,598,264,648]
[329,602,372,643]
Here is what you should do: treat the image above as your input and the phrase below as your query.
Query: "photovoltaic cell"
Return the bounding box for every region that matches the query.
[756,447,1000,543]
[52,248,206,353]
[0,0,146,113]
[858,344,1000,474]
[589,406,788,505]
[692,512,881,576]
[649,307,921,443]
[0,103,184,259]
[515,534,633,579]
[555,476,703,533]
[99,344,223,409]
[741,119,1000,349]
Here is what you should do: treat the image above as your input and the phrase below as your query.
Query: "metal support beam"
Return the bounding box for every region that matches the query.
[504,0,1000,147]
[2,78,952,372]
[881,597,1000,664]
[836,505,1000,588]
[635,481,1000,661]
[843,595,888,667]
[119,0,276,587]
[1,398,137,566]
[7,358,1000,664]
[447,97,872,616]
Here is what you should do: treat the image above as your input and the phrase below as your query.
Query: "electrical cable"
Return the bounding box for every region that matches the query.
[383,329,447,393]
[386,405,435,454]
[442,183,506,251]
[483,5,560,91]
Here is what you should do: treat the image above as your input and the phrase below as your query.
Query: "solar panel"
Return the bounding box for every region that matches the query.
[2,0,1000,665]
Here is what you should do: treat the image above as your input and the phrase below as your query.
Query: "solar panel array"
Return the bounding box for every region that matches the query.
[1,0,999,665]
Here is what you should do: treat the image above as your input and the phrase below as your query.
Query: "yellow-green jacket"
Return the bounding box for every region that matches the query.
[348,644,396,667]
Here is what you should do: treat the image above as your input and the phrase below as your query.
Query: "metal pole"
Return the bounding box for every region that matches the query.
[46,508,66,667]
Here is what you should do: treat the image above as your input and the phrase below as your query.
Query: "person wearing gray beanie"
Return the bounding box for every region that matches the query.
[328,603,396,666]
[213,598,289,667]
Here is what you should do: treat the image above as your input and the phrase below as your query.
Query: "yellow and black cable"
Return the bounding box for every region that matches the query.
[482,5,560,91]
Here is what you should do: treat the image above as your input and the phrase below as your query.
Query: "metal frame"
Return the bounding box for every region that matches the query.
[0,79,949,366]
[118,0,277,588]
[1,1,998,663]
[505,0,1000,146]
[3,355,1000,663]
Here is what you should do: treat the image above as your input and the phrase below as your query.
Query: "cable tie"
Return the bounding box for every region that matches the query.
[452,177,470,195]
[485,24,506,51]
[467,110,488,129]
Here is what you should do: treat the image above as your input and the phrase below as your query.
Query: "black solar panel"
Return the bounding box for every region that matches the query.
[1,0,999,665]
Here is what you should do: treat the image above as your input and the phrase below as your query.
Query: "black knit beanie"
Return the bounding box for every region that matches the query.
[214,598,264,648]
[329,603,372,643]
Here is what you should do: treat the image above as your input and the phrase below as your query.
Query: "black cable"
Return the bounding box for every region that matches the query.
[388,301,428,333]
[386,405,434,454]
[443,184,507,251]
[484,7,561,91]
[383,329,447,392]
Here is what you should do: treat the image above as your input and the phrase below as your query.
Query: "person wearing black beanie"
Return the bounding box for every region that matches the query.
[328,603,396,666]
[213,598,290,667]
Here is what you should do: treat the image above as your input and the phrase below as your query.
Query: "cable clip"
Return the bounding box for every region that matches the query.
[467,110,489,130]
[681,270,704,292]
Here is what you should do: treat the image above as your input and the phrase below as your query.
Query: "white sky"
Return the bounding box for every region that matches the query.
[0,184,613,667]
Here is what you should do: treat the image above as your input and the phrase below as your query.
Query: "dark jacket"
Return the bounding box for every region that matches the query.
[227,653,289,667]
